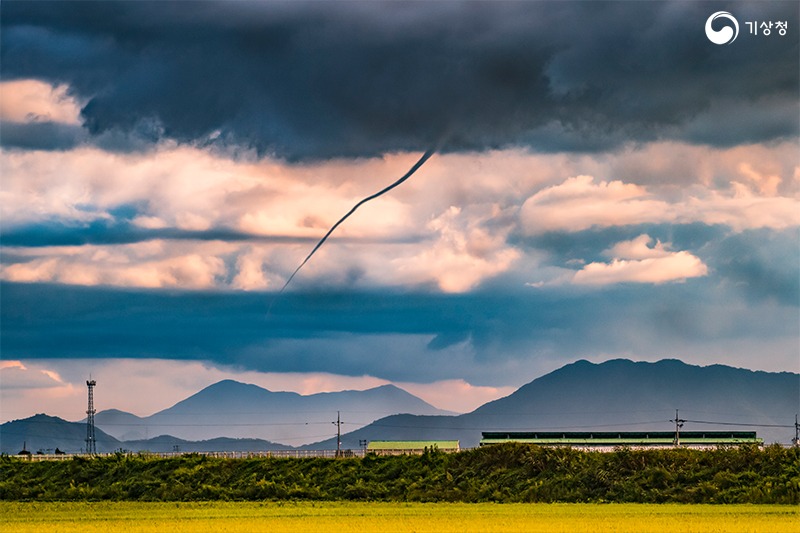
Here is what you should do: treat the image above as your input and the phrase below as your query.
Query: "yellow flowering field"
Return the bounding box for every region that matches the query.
[2,501,798,533]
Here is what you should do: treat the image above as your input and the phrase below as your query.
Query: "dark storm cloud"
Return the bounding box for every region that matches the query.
[0,220,426,248]
[2,280,795,384]
[709,229,800,306]
[0,120,85,151]
[2,1,797,160]
[0,220,304,247]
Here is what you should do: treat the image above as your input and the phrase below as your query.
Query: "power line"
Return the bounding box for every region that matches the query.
[683,419,794,428]
[6,416,796,431]
[7,406,792,422]
[670,409,686,446]
[364,420,671,432]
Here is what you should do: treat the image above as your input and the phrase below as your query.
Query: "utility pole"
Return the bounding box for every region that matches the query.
[333,411,342,457]
[85,378,97,455]
[793,414,799,447]
[671,409,685,447]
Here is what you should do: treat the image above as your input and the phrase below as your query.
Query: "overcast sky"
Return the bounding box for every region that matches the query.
[1,1,798,422]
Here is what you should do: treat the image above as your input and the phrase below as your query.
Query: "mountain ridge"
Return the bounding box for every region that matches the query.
[0,413,120,454]
[3,359,797,453]
[305,359,799,449]
[93,379,453,445]
[0,414,293,454]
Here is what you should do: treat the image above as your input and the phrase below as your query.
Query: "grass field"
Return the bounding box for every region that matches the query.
[1,502,797,532]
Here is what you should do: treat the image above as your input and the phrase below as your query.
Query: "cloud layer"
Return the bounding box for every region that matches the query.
[1,1,798,411]
[2,1,797,158]
[571,235,708,286]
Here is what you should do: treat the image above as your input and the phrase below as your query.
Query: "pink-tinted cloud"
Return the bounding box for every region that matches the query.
[605,234,674,260]
[397,379,515,413]
[2,111,797,294]
[0,361,79,422]
[686,184,800,231]
[520,175,668,233]
[0,80,82,124]
[390,205,520,292]
[571,235,708,286]
[0,360,67,389]
[520,174,800,234]
[2,242,230,289]
[591,141,800,196]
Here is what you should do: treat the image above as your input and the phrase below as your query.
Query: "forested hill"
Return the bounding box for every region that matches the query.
[1,444,797,504]
[0,414,120,455]
[307,359,799,449]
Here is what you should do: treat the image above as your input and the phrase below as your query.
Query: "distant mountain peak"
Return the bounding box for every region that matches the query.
[92,375,450,445]
[307,358,797,450]
[370,384,403,391]
[201,379,272,393]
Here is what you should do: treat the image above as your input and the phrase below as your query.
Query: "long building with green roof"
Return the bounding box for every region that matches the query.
[480,431,762,449]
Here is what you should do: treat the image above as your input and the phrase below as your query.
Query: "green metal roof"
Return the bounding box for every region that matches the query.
[367,440,459,450]
[481,431,759,440]
[479,431,762,447]
[480,438,762,446]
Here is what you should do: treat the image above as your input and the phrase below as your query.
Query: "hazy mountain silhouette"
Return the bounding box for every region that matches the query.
[305,359,799,449]
[94,381,452,445]
[94,409,147,440]
[0,414,120,454]
[0,414,292,454]
[4,359,797,454]
[119,435,293,453]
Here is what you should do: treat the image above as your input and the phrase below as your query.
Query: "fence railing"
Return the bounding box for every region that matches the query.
[9,442,794,461]
[11,449,370,461]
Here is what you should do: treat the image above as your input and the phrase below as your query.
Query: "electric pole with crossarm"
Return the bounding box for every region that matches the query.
[671,409,686,446]
[333,411,342,457]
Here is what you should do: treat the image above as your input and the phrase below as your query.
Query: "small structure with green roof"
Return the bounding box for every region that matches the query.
[366,440,459,455]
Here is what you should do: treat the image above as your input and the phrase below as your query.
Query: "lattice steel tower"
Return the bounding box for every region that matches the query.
[85,378,97,455]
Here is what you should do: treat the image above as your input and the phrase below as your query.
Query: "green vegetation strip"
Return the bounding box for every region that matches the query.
[2,502,798,533]
[2,444,798,504]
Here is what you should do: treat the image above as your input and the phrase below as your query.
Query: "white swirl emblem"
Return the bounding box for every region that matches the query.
[705,11,739,45]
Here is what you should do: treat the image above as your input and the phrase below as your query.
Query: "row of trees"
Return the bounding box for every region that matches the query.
[1,443,798,503]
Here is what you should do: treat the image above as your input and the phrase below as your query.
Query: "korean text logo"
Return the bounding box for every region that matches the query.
[705,11,739,45]
[706,11,789,45]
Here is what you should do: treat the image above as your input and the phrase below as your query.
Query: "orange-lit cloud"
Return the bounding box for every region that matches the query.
[520,174,800,234]
[571,235,708,286]
[521,175,668,233]
[2,242,231,289]
[0,80,82,124]
[391,205,520,292]
[2,126,798,294]
[397,379,515,413]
